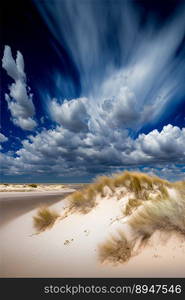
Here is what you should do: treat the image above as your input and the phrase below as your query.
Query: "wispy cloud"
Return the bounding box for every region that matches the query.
[35,0,185,133]
[1,1,185,181]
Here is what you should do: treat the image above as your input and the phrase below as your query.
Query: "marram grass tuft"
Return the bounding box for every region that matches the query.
[33,206,60,232]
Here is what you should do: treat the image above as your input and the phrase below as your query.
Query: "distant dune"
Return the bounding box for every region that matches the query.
[0,172,185,277]
[0,183,84,192]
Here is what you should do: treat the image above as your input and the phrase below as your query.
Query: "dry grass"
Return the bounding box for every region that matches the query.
[92,182,104,196]
[128,190,185,238]
[70,175,114,213]
[29,183,38,188]
[70,187,96,213]
[119,174,185,244]
[33,206,60,232]
[98,176,114,191]
[174,181,185,196]
[123,198,142,216]
[98,172,185,264]
[174,180,185,189]
[111,171,173,204]
[113,171,131,188]
[158,185,169,198]
[70,171,184,216]
[99,231,132,264]
[129,176,142,197]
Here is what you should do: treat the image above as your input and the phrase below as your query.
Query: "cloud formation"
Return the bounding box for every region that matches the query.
[135,125,185,161]
[0,133,8,143]
[36,0,185,122]
[0,133,8,150]
[2,46,37,130]
[50,97,89,132]
[1,1,185,181]
[1,120,184,181]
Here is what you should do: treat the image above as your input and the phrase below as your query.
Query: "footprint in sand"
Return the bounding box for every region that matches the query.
[153,254,160,258]
[64,239,74,245]
[84,230,90,236]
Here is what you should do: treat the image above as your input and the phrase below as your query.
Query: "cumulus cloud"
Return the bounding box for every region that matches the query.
[2,46,37,130]
[1,121,184,181]
[142,165,185,182]
[50,97,89,132]
[135,125,185,161]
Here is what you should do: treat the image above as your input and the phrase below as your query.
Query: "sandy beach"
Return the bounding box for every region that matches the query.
[0,190,75,227]
[1,175,185,278]
[1,0,185,285]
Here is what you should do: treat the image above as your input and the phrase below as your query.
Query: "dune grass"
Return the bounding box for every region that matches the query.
[99,231,132,264]
[174,180,185,196]
[69,176,113,213]
[70,191,91,213]
[70,186,97,213]
[120,176,185,253]
[29,183,38,188]
[69,171,184,214]
[30,171,184,263]
[97,172,185,264]
[69,169,185,262]
[123,198,142,216]
[33,206,60,232]
[128,190,185,236]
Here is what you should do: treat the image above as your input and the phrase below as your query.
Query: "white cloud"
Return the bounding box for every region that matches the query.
[2,2,185,181]
[0,133,8,143]
[2,46,37,131]
[135,125,185,161]
[1,121,184,180]
[36,0,185,123]
[50,97,89,132]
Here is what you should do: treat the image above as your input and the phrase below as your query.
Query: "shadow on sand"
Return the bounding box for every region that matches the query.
[0,191,73,227]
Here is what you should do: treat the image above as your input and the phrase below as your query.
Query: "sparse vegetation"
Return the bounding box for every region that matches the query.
[113,171,131,188]
[69,175,115,213]
[70,188,96,213]
[29,171,184,266]
[69,170,185,266]
[129,176,142,197]
[29,183,38,188]
[33,206,60,232]
[97,171,185,264]
[158,185,169,198]
[70,191,87,206]
[69,171,184,214]
[99,231,131,263]
[128,191,185,237]
[93,182,104,196]
[123,198,142,216]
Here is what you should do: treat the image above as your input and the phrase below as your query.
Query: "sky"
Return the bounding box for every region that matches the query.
[1,0,185,183]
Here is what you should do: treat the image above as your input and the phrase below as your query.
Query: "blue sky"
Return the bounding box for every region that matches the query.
[1,0,185,183]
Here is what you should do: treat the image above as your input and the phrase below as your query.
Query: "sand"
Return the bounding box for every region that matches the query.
[0,183,83,192]
[0,185,185,278]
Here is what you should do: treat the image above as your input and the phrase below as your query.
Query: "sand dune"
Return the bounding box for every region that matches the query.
[0,183,83,192]
[0,172,185,277]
